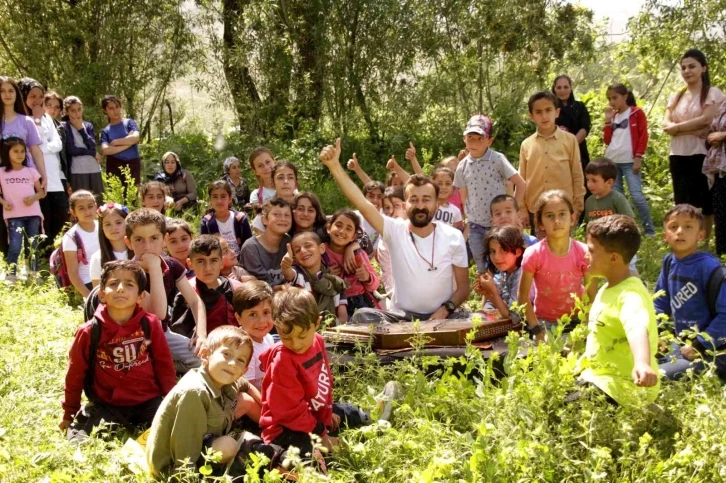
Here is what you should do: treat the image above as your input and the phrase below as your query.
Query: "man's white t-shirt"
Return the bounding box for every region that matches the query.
[217,213,240,255]
[89,249,129,282]
[382,217,467,315]
[61,222,100,285]
[244,334,275,389]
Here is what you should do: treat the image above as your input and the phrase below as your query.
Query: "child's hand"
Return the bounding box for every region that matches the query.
[658,339,669,354]
[190,335,206,356]
[632,362,658,387]
[23,196,36,206]
[319,138,342,168]
[663,123,679,136]
[329,264,342,276]
[519,211,530,228]
[457,149,468,161]
[321,434,339,453]
[355,264,371,283]
[604,106,615,122]
[281,243,294,271]
[1,200,12,211]
[95,153,103,164]
[474,272,497,297]
[633,157,642,174]
[59,419,71,432]
[139,252,162,272]
[405,142,418,163]
[680,345,698,361]
[386,155,399,171]
[331,413,341,431]
[346,153,360,171]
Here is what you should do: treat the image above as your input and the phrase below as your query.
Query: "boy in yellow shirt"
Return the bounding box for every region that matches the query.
[575,215,659,407]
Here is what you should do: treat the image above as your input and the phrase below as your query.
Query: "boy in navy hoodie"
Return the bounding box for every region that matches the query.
[60,260,176,441]
[655,204,726,380]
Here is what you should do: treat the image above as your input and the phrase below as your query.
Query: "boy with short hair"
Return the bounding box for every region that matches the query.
[146,326,258,476]
[576,215,659,407]
[584,158,635,224]
[125,208,207,372]
[170,235,241,343]
[61,260,176,440]
[240,198,293,288]
[519,91,585,233]
[454,114,526,273]
[358,180,386,247]
[490,194,538,246]
[281,231,349,322]
[233,280,276,391]
[259,288,338,457]
[654,204,726,380]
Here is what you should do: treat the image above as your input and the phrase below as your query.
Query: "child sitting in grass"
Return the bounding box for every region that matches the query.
[170,236,241,346]
[282,231,348,323]
[139,181,170,216]
[574,215,659,407]
[472,225,525,323]
[146,326,261,477]
[164,218,194,279]
[240,198,292,288]
[655,204,726,380]
[61,260,176,441]
[233,280,276,392]
[200,180,252,260]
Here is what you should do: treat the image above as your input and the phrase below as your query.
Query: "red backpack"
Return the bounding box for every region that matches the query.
[50,230,87,288]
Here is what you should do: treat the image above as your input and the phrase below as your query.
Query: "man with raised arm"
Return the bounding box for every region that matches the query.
[320,139,470,323]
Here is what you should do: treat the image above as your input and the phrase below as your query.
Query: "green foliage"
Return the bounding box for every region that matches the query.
[103,166,140,210]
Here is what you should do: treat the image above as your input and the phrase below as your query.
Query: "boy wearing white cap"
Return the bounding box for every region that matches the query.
[453,114,526,274]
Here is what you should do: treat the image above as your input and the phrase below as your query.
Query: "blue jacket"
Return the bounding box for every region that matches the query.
[199,210,252,255]
[61,120,97,176]
[654,252,726,352]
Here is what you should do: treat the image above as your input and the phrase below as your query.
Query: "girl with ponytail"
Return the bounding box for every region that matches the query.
[603,83,655,235]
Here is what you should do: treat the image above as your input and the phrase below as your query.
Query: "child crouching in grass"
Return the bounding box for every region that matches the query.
[146,326,261,477]
[61,260,176,441]
[572,215,659,407]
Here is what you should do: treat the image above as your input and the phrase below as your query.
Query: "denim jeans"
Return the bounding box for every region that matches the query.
[6,216,41,275]
[468,223,490,274]
[613,163,655,235]
[658,342,726,381]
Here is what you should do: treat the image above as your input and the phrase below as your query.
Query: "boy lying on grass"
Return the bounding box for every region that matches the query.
[60,260,176,441]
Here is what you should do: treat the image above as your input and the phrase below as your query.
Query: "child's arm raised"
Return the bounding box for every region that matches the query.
[405,142,424,175]
[280,244,296,282]
[346,153,372,185]
[321,139,384,235]
[176,276,207,355]
[138,253,168,320]
[386,155,411,183]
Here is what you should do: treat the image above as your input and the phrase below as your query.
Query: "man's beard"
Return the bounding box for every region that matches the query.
[409,208,434,228]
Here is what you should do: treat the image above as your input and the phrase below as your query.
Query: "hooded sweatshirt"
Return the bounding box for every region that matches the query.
[258,333,333,444]
[654,251,726,352]
[62,305,176,421]
[170,276,241,337]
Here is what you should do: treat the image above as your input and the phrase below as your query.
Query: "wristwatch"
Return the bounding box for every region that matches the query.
[442,300,456,316]
[527,324,543,337]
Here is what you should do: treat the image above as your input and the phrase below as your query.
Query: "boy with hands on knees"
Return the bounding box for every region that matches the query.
[574,215,659,407]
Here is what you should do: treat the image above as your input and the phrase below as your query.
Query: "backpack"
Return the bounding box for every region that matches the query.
[663,254,726,319]
[84,315,153,402]
[50,230,87,288]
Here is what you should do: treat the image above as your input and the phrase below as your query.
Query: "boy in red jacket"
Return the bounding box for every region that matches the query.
[259,288,339,458]
[60,260,177,441]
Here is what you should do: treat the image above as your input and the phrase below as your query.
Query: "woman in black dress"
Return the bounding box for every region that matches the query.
[552,75,591,173]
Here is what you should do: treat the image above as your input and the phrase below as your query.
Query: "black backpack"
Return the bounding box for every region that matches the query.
[83,316,153,401]
[663,254,726,320]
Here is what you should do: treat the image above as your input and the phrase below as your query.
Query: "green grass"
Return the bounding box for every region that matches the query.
[2,231,726,481]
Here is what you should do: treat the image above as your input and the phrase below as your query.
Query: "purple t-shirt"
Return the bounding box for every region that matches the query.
[100,118,140,161]
[522,239,588,322]
[1,116,41,167]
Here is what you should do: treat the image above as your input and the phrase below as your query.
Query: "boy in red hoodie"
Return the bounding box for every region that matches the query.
[258,288,338,459]
[60,260,176,441]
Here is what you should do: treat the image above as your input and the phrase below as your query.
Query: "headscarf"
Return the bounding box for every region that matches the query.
[223,156,240,175]
[155,151,184,184]
[17,77,45,105]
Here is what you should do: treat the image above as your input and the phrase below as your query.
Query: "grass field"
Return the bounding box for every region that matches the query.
[2,237,726,482]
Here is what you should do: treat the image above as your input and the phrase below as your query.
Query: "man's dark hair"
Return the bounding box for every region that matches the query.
[100,260,147,290]
[587,215,641,263]
[527,91,558,113]
[585,158,618,182]
[404,174,440,199]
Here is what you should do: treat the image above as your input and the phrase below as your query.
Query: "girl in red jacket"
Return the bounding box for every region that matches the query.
[604,83,655,235]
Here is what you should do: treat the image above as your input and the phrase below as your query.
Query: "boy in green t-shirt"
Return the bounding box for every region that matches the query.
[575,215,659,407]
